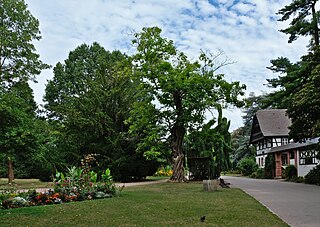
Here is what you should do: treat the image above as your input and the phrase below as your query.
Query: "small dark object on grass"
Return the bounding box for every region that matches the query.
[219,178,230,188]
[200,216,206,222]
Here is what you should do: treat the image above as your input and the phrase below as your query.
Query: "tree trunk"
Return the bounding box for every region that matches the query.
[172,153,185,182]
[311,3,319,47]
[8,159,14,184]
[170,90,186,182]
[171,123,186,182]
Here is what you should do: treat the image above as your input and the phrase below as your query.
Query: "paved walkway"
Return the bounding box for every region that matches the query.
[115,179,168,188]
[223,176,320,227]
[16,179,169,193]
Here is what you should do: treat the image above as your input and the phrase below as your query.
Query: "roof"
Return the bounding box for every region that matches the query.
[269,138,319,153]
[255,109,291,137]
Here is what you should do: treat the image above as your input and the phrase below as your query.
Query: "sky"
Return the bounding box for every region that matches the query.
[25,0,309,131]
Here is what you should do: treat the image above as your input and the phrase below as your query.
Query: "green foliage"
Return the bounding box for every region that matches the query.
[130,27,245,181]
[289,176,305,183]
[277,0,319,47]
[284,165,297,180]
[0,0,54,182]
[237,158,258,176]
[264,153,275,179]
[186,105,233,179]
[286,53,320,140]
[305,164,320,185]
[154,166,173,177]
[231,125,256,168]
[232,93,268,170]
[250,168,264,179]
[0,83,57,181]
[53,166,116,196]
[242,92,270,125]
[265,1,320,141]
[0,166,117,209]
[0,0,49,86]
[265,48,320,140]
[44,42,159,181]
[266,47,320,141]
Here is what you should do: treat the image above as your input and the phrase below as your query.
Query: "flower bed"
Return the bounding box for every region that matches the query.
[1,167,118,209]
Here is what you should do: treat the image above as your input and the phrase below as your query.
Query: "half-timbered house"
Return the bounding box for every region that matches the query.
[250,109,319,178]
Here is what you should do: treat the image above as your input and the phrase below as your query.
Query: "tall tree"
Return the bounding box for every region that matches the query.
[0,0,48,182]
[277,0,319,47]
[266,0,319,107]
[286,50,320,140]
[130,27,245,182]
[44,43,159,180]
[0,82,46,182]
[0,0,49,86]
[265,1,320,140]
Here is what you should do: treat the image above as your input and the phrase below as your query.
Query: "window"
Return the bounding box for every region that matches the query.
[266,139,272,148]
[290,151,294,159]
[281,153,288,166]
[282,138,288,145]
[299,150,318,165]
[273,138,282,147]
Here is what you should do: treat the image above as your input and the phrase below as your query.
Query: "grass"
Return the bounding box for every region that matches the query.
[0,178,52,191]
[0,182,288,227]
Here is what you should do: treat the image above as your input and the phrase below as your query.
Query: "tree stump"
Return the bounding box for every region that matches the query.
[203,179,218,191]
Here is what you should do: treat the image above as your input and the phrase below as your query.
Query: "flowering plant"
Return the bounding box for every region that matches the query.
[1,167,117,209]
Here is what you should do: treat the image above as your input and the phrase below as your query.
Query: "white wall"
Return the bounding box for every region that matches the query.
[256,154,267,168]
[298,164,317,177]
[297,150,320,177]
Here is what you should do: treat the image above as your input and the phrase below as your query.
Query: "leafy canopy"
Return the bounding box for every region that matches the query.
[0,0,49,87]
[129,27,246,181]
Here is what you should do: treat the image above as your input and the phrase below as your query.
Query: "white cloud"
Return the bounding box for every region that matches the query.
[232,2,255,15]
[25,0,309,131]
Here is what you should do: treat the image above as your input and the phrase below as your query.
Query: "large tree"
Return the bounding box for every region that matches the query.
[277,0,319,47]
[286,51,320,140]
[44,43,160,180]
[0,0,49,86]
[0,0,49,182]
[266,0,320,140]
[130,27,245,182]
[0,82,52,182]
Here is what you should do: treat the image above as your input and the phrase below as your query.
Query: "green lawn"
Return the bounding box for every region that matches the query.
[0,178,52,191]
[0,182,288,227]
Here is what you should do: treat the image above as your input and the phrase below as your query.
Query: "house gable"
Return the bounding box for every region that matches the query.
[250,109,291,144]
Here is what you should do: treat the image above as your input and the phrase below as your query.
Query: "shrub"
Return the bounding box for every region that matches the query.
[1,166,118,209]
[154,166,173,177]
[284,165,297,180]
[255,168,264,179]
[237,158,258,176]
[305,165,320,185]
[290,176,305,183]
[250,168,264,179]
[264,154,275,179]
